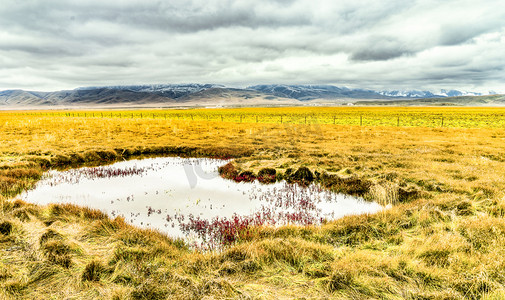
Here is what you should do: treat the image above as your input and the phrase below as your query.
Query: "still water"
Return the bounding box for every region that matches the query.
[21,157,385,245]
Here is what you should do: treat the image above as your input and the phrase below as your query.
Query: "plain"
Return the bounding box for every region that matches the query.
[1,107,505,299]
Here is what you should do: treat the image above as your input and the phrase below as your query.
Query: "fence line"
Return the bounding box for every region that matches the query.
[8,111,501,128]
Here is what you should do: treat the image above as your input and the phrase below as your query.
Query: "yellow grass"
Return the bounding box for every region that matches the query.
[1,106,505,299]
[9,106,505,127]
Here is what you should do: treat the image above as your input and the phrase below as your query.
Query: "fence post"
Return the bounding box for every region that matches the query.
[441,116,444,127]
[256,116,258,123]
[360,115,362,126]
[333,116,335,124]
[280,115,283,124]
[397,116,399,127]
[221,115,223,121]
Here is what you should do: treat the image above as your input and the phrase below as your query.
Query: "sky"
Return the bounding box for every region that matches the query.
[0,0,504,93]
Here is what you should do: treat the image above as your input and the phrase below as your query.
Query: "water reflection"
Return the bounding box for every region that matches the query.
[21,157,385,248]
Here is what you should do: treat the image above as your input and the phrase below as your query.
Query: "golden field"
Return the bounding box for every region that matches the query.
[1,106,505,299]
[14,106,505,127]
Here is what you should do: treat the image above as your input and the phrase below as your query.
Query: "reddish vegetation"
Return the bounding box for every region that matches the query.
[257,168,276,184]
[43,165,150,186]
[217,162,239,180]
[170,183,338,249]
[218,164,277,184]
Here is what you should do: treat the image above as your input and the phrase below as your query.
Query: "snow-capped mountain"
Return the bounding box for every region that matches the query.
[436,89,482,97]
[379,89,482,98]
[0,83,497,107]
[77,84,225,99]
[249,84,485,100]
[247,84,387,100]
[379,90,436,98]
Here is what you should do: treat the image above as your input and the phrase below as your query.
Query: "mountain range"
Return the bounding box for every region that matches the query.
[0,84,500,108]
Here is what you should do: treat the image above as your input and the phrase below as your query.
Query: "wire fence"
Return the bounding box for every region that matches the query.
[4,110,505,128]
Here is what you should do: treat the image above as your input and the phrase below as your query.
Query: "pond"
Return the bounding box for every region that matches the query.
[20,157,386,248]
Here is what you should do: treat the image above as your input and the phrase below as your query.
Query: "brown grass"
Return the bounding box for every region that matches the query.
[1,107,505,299]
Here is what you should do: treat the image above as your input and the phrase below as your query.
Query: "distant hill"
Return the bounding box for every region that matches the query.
[247,84,390,100]
[378,89,482,98]
[247,85,486,100]
[0,85,300,108]
[76,84,224,99]
[354,94,505,106]
[170,87,300,106]
[0,84,501,108]
[0,88,170,106]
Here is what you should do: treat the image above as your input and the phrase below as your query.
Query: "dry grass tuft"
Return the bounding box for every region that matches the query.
[81,260,106,282]
[0,220,13,236]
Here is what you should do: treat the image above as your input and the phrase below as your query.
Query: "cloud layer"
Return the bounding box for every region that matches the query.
[1,0,504,92]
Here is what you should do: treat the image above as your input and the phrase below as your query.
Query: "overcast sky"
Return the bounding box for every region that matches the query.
[1,0,504,93]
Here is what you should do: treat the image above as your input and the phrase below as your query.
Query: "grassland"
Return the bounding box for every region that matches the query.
[1,107,505,299]
[15,106,505,128]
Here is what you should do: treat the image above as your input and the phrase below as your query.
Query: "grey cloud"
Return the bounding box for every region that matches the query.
[322,1,413,34]
[0,44,85,57]
[0,1,312,36]
[349,36,414,61]
[439,23,499,46]
[0,0,504,92]
[350,47,413,61]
